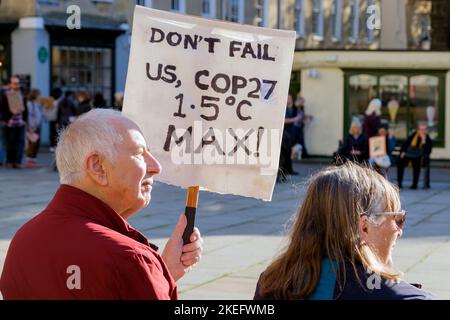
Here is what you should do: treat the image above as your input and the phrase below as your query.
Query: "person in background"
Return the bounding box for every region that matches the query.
[397,123,433,190]
[93,92,107,109]
[25,89,44,168]
[385,125,397,167]
[364,98,382,138]
[114,92,124,112]
[278,94,302,181]
[0,75,28,169]
[254,162,433,300]
[57,91,78,131]
[77,91,91,116]
[368,123,396,178]
[45,88,63,152]
[293,94,312,159]
[337,118,368,164]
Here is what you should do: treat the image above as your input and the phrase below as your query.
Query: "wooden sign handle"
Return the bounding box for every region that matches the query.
[182,186,199,245]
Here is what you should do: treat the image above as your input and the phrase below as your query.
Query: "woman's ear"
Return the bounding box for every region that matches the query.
[358,215,370,242]
[85,152,108,186]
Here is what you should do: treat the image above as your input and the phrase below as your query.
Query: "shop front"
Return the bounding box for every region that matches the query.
[293,50,450,159]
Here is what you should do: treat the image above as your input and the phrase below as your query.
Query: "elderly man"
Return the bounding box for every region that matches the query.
[0,109,203,299]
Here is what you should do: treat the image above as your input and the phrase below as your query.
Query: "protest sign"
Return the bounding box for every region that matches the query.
[369,136,387,158]
[6,91,25,115]
[123,6,296,201]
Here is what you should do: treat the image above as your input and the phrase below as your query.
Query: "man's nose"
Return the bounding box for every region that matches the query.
[145,151,162,174]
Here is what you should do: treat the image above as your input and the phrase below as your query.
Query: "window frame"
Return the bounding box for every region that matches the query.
[331,0,342,42]
[135,0,150,6]
[171,0,186,13]
[365,0,375,43]
[349,0,359,43]
[225,0,244,24]
[202,0,216,18]
[294,0,306,39]
[312,0,324,41]
[254,0,269,27]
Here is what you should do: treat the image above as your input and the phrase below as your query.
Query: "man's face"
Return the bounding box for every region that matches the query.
[10,77,20,91]
[287,95,293,107]
[418,124,427,136]
[104,120,161,219]
[351,124,361,136]
[295,97,304,107]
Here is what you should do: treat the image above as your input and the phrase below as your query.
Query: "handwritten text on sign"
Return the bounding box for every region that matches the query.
[123,6,296,200]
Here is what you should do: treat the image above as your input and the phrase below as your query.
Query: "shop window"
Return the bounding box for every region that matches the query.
[379,75,408,139]
[52,46,112,106]
[410,75,439,140]
[348,74,377,124]
[345,70,445,146]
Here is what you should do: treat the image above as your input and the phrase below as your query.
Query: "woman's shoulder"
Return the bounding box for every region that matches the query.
[338,263,434,300]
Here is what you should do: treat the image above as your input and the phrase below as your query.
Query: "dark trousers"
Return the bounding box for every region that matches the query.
[397,156,425,188]
[295,126,308,158]
[278,130,294,176]
[5,125,25,165]
[49,121,58,147]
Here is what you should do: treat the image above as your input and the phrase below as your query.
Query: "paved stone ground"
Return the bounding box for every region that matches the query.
[1,151,449,299]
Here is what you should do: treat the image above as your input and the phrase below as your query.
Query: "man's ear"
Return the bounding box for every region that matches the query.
[85,152,108,186]
[358,215,370,242]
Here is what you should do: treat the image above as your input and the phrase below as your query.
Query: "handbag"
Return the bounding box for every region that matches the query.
[405,146,422,158]
[374,155,391,168]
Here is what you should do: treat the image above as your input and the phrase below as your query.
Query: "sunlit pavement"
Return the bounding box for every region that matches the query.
[1,151,449,299]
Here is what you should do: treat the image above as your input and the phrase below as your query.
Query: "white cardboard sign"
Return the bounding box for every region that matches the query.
[123,6,296,200]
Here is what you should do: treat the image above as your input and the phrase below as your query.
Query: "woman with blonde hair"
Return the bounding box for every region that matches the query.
[254,162,432,300]
[337,118,368,164]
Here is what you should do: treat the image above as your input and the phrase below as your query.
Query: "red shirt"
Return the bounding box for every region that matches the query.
[0,185,178,300]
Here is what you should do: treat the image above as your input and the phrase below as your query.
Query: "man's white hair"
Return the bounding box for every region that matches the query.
[56,109,125,184]
[365,98,382,116]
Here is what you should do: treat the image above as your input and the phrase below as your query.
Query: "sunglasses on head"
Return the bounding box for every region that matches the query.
[361,210,407,228]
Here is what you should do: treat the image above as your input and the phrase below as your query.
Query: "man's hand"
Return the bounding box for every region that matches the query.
[162,214,203,282]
